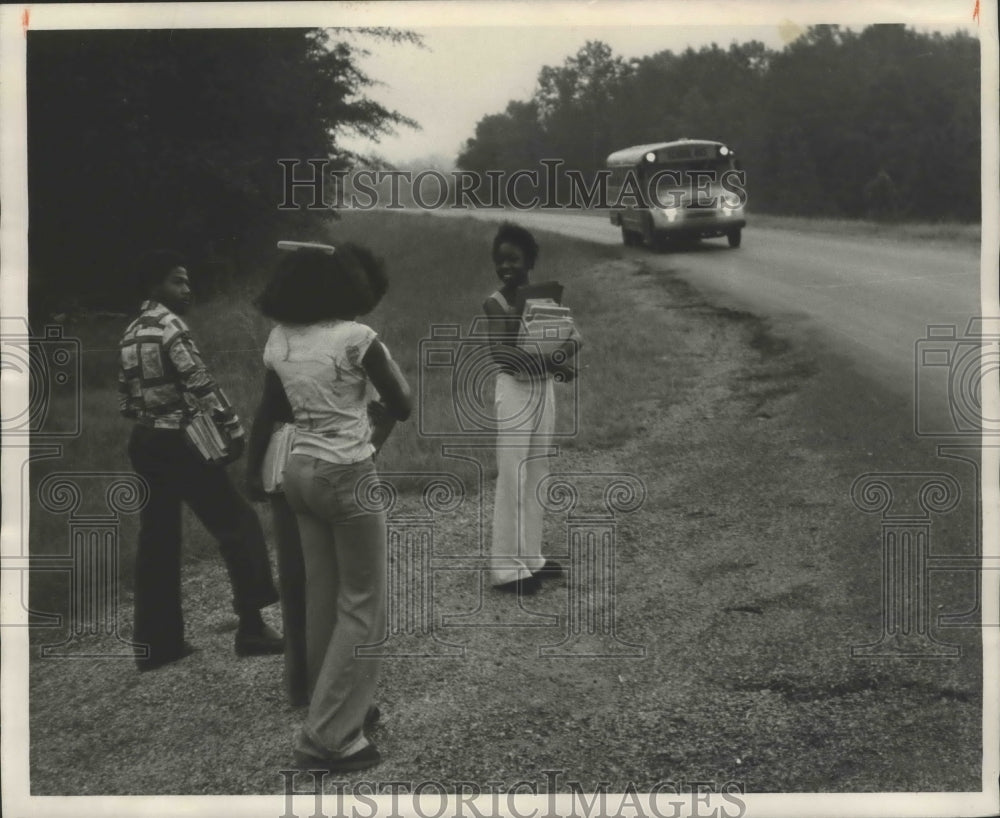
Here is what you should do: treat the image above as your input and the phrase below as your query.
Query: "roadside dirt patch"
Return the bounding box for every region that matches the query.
[28,253,982,795]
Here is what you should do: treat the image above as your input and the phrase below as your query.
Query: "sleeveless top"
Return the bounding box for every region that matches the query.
[485,290,549,381]
[487,290,515,315]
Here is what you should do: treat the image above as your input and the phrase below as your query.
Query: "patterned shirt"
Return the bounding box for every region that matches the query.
[118,300,243,437]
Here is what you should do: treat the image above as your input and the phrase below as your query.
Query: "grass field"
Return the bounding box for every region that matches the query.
[28,209,679,620]
[24,211,986,797]
[743,212,982,244]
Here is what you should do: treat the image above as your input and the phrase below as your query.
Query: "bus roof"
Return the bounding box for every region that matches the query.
[606,139,729,167]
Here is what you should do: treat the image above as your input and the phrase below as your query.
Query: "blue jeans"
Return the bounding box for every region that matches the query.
[282,453,386,758]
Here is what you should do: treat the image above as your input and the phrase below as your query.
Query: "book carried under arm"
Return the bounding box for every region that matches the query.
[183,410,237,464]
[517,290,583,365]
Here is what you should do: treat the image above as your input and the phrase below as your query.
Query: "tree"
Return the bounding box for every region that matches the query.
[456,24,979,222]
[458,100,547,173]
[27,27,420,313]
[534,41,632,173]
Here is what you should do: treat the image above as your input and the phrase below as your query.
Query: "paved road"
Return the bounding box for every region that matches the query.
[431,209,985,410]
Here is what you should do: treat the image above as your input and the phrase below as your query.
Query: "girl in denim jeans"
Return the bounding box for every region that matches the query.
[255,242,411,772]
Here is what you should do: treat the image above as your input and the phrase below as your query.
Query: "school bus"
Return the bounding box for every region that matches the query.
[607,139,746,249]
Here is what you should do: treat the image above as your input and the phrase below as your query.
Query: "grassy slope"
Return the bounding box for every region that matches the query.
[28,211,646,599]
[27,211,984,797]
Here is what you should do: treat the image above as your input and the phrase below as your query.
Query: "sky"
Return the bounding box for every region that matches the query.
[5,1,978,168]
[338,25,794,166]
[327,3,979,166]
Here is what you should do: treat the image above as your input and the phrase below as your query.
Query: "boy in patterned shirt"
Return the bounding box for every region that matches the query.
[119,250,283,671]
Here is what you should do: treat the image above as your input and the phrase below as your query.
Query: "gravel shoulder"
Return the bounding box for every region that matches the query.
[27,251,983,797]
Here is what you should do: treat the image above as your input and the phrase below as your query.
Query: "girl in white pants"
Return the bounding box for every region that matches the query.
[482,223,576,595]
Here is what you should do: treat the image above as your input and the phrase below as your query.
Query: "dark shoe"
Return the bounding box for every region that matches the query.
[294,743,381,773]
[136,642,197,673]
[533,559,564,579]
[494,576,541,596]
[235,623,284,656]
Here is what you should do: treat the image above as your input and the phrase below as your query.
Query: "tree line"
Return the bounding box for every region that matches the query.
[457,25,980,223]
[26,27,418,317]
[25,25,979,316]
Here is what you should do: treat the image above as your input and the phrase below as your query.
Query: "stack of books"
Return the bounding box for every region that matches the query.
[519,298,578,355]
[183,412,233,462]
[261,422,295,492]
